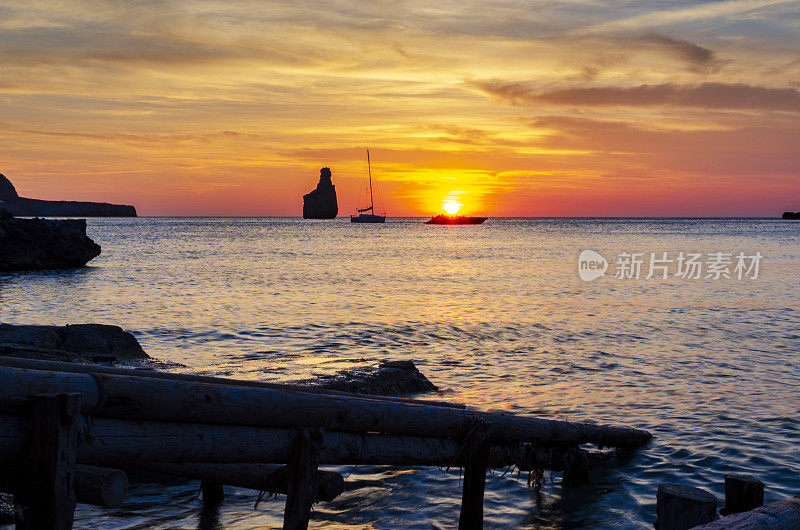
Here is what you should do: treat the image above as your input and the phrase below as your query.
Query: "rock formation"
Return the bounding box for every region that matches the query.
[0,209,102,270]
[0,323,148,362]
[303,167,338,219]
[782,211,800,220]
[311,360,438,395]
[0,173,136,217]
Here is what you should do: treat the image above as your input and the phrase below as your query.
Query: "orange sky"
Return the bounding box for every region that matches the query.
[1,0,799,216]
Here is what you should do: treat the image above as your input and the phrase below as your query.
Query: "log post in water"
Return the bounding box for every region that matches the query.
[692,497,800,529]
[458,421,492,530]
[655,483,717,530]
[1,464,128,508]
[16,394,81,530]
[0,356,465,410]
[720,474,764,515]
[283,428,323,530]
[201,480,225,506]
[126,463,345,502]
[0,366,652,448]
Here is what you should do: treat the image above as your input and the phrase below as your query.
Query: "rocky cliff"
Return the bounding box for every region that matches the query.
[0,173,137,217]
[303,167,338,219]
[0,209,102,270]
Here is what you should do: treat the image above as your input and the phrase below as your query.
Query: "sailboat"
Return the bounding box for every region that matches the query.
[350,149,386,223]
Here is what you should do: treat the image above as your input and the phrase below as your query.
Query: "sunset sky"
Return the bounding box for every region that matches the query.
[1,0,798,216]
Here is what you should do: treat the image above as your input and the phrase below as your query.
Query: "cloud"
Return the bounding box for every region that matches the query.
[640,33,719,72]
[17,128,256,143]
[474,81,800,111]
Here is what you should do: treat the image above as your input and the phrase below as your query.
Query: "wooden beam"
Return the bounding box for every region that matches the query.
[0,356,465,409]
[0,412,529,467]
[1,464,127,508]
[18,394,81,530]
[283,428,323,530]
[655,483,717,530]
[720,474,764,515]
[458,421,491,530]
[0,366,652,448]
[125,463,345,502]
[692,497,800,529]
[201,481,225,506]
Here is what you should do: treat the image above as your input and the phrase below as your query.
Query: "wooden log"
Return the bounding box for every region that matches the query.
[0,366,652,447]
[692,497,800,529]
[0,355,465,410]
[201,480,225,506]
[458,421,491,530]
[125,463,345,502]
[19,394,81,530]
[0,464,127,508]
[720,474,764,515]
[283,428,323,530]
[655,483,717,530]
[0,413,524,467]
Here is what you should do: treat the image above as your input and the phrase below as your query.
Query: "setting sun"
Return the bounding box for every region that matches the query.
[442,199,462,215]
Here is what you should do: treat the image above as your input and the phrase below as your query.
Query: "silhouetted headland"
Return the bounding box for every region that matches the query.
[0,209,101,270]
[302,167,338,219]
[0,173,136,217]
[782,211,800,220]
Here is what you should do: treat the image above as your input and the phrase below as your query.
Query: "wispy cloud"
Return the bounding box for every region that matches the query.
[474,81,800,111]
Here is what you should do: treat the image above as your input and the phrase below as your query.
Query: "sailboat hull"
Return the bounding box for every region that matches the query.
[350,214,386,223]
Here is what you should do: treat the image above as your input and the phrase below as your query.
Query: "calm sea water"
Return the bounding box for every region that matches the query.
[1,217,799,529]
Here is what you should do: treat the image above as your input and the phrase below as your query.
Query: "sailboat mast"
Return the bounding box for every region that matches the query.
[367,149,374,210]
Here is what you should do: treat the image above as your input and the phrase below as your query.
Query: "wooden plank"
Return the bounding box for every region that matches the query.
[0,355,465,409]
[0,366,652,447]
[125,463,345,502]
[693,497,800,529]
[19,394,81,530]
[458,421,491,530]
[283,428,323,530]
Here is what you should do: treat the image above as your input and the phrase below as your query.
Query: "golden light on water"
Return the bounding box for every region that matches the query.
[442,199,462,215]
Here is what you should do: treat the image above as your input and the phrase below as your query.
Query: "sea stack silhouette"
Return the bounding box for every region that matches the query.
[782,211,800,220]
[0,172,136,217]
[303,167,338,219]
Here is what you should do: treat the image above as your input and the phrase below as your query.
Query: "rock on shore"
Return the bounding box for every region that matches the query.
[0,323,148,362]
[0,209,101,270]
[314,360,439,395]
[302,167,338,219]
[0,173,136,217]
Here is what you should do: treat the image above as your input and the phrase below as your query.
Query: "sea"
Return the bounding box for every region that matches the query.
[1,217,798,529]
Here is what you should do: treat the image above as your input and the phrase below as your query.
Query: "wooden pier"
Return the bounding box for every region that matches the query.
[0,357,652,529]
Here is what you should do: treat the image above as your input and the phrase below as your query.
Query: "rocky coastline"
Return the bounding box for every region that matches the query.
[0,173,136,217]
[0,209,102,271]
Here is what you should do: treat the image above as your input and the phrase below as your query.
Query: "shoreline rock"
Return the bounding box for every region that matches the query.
[0,323,148,362]
[312,360,439,395]
[0,173,136,217]
[302,167,338,219]
[0,209,102,270]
